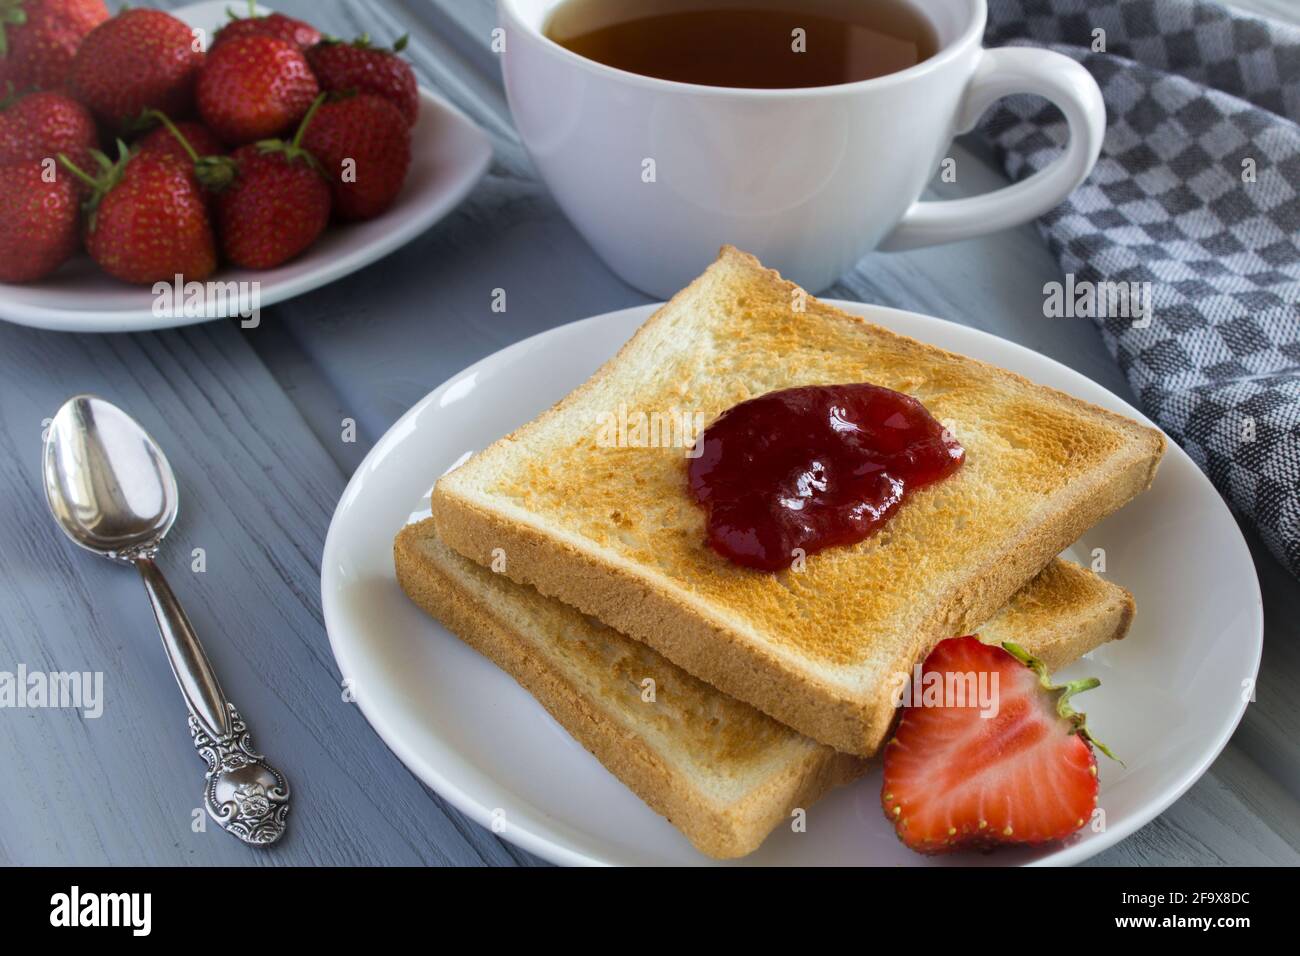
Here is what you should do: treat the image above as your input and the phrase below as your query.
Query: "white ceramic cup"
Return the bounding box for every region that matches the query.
[499,0,1106,298]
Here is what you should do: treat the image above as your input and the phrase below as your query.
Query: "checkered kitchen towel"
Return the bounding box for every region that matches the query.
[979,0,1300,579]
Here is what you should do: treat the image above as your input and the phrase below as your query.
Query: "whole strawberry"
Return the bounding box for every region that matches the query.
[137,118,225,166]
[211,3,320,52]
[0,158,79,282]
[0,0,108,92]
[0,89,97,170]
[69,8,203,132]
[882,636,1115,854]
[300,93,410,221]
[197,34,318,146]
[61,142,217,284]
[214,96,331,269]
[306,34,418,126]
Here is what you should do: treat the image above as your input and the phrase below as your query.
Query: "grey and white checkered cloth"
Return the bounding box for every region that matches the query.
[980,0,1300,579]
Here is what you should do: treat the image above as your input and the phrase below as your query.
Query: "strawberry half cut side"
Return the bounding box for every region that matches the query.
[881,635,1117,854]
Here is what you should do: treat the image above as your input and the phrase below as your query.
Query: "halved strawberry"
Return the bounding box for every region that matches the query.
[881,635,1116,853]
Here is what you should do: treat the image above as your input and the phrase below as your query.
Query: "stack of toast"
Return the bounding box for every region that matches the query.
[395,247,1166,859]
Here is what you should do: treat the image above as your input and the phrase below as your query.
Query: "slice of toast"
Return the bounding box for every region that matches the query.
[431,247,1165,755]
[396,519,1134,859]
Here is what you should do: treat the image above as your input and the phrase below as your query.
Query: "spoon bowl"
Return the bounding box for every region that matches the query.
[44,395,178,559]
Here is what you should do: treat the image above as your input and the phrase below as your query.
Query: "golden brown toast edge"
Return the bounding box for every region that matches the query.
[980,558,1134,670]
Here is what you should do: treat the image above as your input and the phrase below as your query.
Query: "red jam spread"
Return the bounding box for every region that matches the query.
[687,384,964,572]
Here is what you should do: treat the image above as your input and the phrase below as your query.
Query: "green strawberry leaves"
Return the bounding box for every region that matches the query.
[250,92,326,174]
[141,109,238,191]
[1001,641,1121,763]
[0,0,31,59]
[318,31,410,56]
[58,139,132,228]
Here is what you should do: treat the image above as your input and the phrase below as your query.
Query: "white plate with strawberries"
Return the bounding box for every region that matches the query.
[0,1,491,333]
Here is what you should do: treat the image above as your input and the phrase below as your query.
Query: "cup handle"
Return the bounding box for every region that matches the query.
[879,47,1105,251]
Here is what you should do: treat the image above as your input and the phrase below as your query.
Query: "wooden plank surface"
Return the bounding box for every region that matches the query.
[0,319,534,865]
[0,0,1295,867]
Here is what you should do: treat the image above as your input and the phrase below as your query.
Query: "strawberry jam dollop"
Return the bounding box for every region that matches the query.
[687,384,964,572]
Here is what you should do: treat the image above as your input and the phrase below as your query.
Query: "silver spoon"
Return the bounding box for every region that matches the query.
[43,395,290,847]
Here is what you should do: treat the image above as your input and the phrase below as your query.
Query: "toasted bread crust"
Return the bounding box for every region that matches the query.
[395,525,864,859]
[431,247,1165,755]
[979,558,1135,669]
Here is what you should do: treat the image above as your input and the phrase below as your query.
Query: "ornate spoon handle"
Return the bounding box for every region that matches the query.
[135,556,290,846]
[189,704,291,846]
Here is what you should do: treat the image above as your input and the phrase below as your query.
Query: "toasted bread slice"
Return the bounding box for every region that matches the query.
[396,519,1134,859]
[977,557,1135,668]
[431,247,1164,755]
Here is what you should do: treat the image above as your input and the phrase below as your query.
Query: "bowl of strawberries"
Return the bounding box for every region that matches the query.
[0,0,492,332]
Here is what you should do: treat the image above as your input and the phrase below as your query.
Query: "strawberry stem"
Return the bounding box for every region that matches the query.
[143,109,199,164]
[195,155,237,191]
[248,93,326,174]
[0,1,29,60]
[57,153,101,191]
[1000,642,1121,763]
[139,108,236,191]
[58,140,133,227]
[293,92,327,149]
[224,0,257,22]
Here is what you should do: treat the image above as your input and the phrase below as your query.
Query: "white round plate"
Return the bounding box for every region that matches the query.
[322,301,1263,866]
[0,1,492,333]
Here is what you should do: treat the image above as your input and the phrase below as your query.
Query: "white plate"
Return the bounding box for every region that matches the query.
[0,1,492,333]
[322,301,1263,866]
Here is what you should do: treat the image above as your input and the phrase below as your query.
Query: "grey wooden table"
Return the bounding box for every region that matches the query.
[1,0,1297,867]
